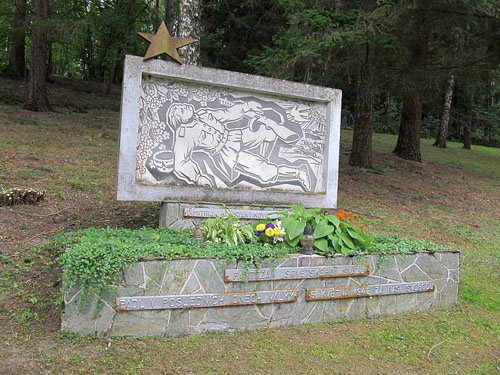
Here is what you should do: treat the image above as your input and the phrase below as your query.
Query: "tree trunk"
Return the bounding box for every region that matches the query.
[434,74,455,148]
[7,0,27,78]
[178,0,201,65]
[84,25,95,80]
[394,83,423,161]
[26,0,51,112]
[46,40,54,82]
[463,90,474,150]
[105,0,135,96]
[105,50,119,96]
[349,43,373,168]
[165,0,175,35]
[393,0,429,162]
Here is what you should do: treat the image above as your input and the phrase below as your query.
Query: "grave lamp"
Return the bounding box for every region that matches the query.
[300,224,314,255]
[193,226,204,247]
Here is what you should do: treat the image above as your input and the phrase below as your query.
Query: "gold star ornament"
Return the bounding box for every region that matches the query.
[138,21,198,64]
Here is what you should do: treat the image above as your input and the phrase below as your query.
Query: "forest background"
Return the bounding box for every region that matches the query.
[1,0,500,166]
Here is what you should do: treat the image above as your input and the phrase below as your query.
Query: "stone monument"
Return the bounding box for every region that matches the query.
[116,55,341,227]
[62,52,460,338]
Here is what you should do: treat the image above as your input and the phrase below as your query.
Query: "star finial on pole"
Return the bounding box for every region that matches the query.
[138,21,198,64]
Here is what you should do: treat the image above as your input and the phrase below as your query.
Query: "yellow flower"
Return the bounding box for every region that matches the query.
[256,223,266,232]
[265,228,274,237]
[273,227,281,236]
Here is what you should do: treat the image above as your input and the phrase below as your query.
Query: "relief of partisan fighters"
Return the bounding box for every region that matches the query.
[166,101,311,190]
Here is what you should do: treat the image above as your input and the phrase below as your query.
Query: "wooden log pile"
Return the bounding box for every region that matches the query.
[0,188,46,206]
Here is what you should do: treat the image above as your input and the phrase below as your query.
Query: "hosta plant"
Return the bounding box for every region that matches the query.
[279,205,372,255]
[200,211,254,247]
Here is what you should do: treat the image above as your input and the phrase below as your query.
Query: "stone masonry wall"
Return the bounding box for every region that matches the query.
[62,251,459,337]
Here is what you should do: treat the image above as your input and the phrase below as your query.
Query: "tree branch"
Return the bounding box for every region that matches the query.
[417,7,499,19]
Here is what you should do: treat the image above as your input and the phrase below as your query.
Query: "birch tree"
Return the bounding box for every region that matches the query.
[178,0,200,64]
[434,74,455,148]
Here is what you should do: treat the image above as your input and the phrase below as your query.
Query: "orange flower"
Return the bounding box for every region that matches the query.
[353,221,358,225]
[354,214,359,219]
[348,211,352,215]
[335,213,341,219]
[348,217,353,222]
[340,210,345,215]
[340,224,344,227]
[361,225,365,231]
[340,217,345,222]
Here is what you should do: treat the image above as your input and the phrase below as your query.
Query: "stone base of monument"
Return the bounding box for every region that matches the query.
[62,251,459,337]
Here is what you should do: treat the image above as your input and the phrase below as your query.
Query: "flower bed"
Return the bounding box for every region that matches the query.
[56,206,458,337]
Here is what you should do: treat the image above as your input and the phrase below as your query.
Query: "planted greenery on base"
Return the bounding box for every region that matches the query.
[278,205,372,254]
[200,210,254,246]
[54,224,449,304]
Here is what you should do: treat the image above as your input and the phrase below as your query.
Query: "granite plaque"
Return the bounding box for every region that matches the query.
[116,290,298,310]
[306,281,435,301]
[116,55,341,207]
[224,265,369,282]
[183,207,286,220]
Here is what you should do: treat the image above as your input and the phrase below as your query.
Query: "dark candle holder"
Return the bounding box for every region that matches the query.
[193,226,204,248]
[300,223,314,255]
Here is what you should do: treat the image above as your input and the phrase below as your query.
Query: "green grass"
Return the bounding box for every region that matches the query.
[369,132,500,180]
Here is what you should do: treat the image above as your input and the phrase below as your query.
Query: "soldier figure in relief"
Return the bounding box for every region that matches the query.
[165,100,312,191]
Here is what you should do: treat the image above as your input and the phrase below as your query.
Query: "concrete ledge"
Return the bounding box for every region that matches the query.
[62,251,460,337]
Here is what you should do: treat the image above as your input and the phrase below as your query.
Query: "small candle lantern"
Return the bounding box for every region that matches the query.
[193,226,204,247]
[300,223,314,255]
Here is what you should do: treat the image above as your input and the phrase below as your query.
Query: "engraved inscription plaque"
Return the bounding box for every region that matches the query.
[116,290,298,311]
[224,265,369,282]
[306,281,435,301]
[183,207,287,220]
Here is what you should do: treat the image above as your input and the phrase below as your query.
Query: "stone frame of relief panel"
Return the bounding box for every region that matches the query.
[116,55,342,208]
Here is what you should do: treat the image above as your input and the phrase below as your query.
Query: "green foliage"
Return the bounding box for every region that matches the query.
[241,1,500,149]
[53,226,448,304]
[201,0,285,73]
[200,211,254,246]
[279,205,373,255]
[369,234,449,255]
[0,1,11,71]
[55,226,291,302]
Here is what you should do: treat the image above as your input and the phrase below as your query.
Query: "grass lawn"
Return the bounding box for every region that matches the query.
[0,77,499,374]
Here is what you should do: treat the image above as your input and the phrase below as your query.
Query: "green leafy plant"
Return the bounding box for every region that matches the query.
[54,227,292,303]
[52,225,447,307]
[370,234,449,255]
[200,210,254,246]
[280,205,372,255]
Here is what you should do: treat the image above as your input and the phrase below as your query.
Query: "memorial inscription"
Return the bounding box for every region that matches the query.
[224,265,369,282]
[306,281,435,301]
[116,290,298,311]
[183,207,287,220]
